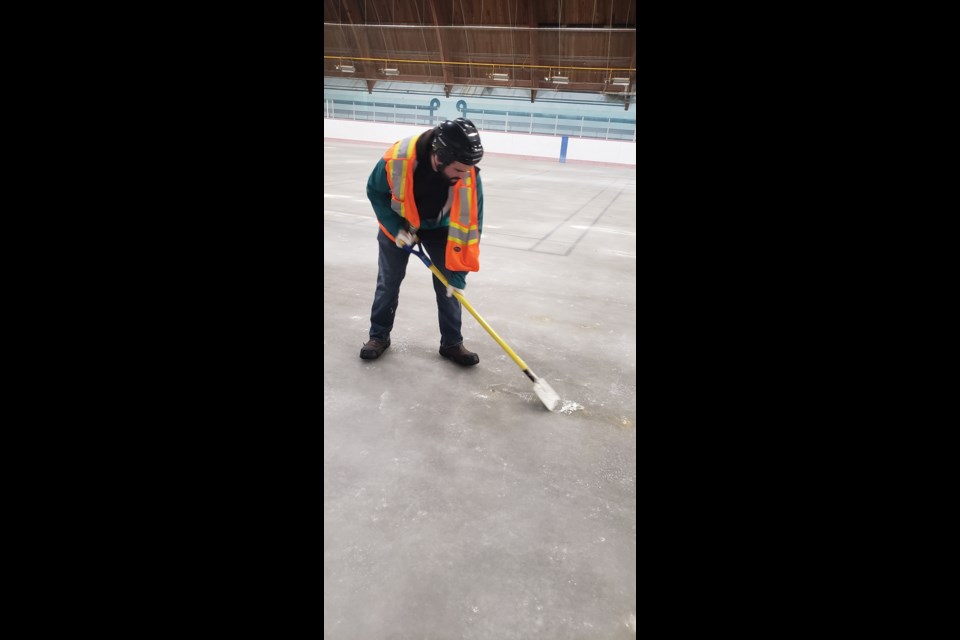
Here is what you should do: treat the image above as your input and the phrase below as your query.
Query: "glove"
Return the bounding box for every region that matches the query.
[446,284,464,298]
[395,229,418,248]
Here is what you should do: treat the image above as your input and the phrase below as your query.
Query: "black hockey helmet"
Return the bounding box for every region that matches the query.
[432,118,484,166]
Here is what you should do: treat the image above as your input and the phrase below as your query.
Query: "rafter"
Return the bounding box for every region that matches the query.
[323,1,636,104]
[523,0,540,103]
[341,0,377,92]
[425,0,453,96]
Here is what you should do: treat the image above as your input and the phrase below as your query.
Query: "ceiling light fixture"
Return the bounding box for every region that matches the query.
[381,68,400,76]
[337,64,355,73]
[610,77,630,86]
[490,72,509,81]
[551,76,569,84]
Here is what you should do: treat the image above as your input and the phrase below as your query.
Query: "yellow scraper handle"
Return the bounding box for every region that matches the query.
[426,263,530,372]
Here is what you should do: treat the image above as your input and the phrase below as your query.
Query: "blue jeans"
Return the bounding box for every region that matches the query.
[368,229,463,347]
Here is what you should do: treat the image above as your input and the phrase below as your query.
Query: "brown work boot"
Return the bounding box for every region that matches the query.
[439,343,479,366]
[360,337,391,360]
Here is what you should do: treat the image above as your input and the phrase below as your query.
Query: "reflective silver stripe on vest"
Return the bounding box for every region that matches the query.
[447,173,479,244]
[388,136,417,215]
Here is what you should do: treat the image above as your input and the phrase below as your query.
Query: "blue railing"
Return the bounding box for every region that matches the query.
[323,99,636,142]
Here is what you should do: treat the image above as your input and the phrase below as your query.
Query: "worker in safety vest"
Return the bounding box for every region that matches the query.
[360,118,484,366]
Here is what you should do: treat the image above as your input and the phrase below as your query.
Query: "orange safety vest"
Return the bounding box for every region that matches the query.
[382,134,481,272]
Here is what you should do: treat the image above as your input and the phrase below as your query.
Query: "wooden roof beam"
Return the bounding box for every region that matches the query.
[524,0,539,103]
[425,0,453,94]
[341,0,377,92]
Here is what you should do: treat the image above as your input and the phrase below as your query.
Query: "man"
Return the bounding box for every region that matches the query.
[360,117,485,366]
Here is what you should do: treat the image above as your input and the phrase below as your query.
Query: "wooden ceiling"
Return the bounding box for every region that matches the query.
[323,0,636,100]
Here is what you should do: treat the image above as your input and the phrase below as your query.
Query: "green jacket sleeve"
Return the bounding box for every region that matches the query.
[444,170,483,291]
[366,158,403,238]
